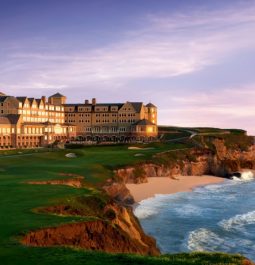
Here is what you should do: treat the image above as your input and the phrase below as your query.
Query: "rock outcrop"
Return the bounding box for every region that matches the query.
[103,182,135,204]
[104,140,255,202]
[22,202,160,256]
[22,138,255,256]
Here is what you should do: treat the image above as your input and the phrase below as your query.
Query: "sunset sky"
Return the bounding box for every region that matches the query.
[0,0,254,134]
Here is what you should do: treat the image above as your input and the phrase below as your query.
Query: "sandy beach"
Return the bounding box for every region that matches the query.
[126,175,225,202]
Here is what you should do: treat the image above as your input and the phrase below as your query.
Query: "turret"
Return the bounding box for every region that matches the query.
[146,103,157,125]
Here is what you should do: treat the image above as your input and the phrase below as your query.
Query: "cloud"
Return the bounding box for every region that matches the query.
[0,2,255,134]
[159,84,255,135]
[1,2,255,92]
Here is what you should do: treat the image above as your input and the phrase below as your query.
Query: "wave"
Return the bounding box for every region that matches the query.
[219,210,255,231]
[174,204,203,216]
[232,171,255,181]
[134,193,186,219]
[133,207,158,219]
[187,228,224,251]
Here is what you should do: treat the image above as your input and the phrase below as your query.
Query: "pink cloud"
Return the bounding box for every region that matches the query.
[159,85,255,135]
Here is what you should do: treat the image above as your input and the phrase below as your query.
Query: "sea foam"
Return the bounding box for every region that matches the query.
[134,207,158,219]
[219,210,255,231]
[232,171,255,181]
[136,176,255,261]
[187,228,224,251]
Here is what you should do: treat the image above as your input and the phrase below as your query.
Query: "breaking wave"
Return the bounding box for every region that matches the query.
[187,228,224,251]
[232,171,255,181]
[133,207,158,219]
[135,177,255,261]
[219,210,255,231]
[134,193,185,219]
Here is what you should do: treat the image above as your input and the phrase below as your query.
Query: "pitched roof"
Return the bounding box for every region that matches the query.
[49,92,65,98]
[0,96,8,103]
[28,98,36,105]
[133,119,155,126]
[146,103,157,108]
[0,92,6,96]
[130,102,143,113]
[35,99,42,105]
[16,97,27,104]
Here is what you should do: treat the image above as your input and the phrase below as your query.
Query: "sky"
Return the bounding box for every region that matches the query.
[0,0,254,135]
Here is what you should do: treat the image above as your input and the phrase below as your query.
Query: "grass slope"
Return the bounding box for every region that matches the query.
[0,134,252,264]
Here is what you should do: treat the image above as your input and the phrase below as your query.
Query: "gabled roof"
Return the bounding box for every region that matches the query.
[16,97,27,104]
[146,103,157,108]
[130,102,143,113]
[49,92,65,98]
[36,99,42,105]
[0,96,8,103]
[133,119,155,126]
[28,98,36,106]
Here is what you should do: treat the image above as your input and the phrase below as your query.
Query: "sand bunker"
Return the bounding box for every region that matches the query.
[65,153,77,158]
[128,147,155,150]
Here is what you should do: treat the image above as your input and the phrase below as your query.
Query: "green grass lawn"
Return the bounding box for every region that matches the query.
[0,143,252,264]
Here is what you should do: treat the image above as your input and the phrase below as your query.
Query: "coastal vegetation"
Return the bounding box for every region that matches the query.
[0,126,254,264]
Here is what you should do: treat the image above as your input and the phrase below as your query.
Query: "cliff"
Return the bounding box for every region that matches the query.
[21,137,255,257]
[22,201,160,256]
[104,139,255,203]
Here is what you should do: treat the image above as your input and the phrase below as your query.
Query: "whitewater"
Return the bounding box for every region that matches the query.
[134,171,255,261]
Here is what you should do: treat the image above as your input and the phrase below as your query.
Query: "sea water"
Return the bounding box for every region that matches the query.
[134,171,255,261]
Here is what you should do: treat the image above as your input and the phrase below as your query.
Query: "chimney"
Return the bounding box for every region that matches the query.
[85,99,89,104]
[41,96,46,104]
[92,98,96,105]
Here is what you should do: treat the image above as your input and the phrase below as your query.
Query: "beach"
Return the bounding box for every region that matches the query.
[133,175,255,260]
[126,175,225,202]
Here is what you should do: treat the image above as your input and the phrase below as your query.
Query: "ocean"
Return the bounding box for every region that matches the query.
[134,171,255,261]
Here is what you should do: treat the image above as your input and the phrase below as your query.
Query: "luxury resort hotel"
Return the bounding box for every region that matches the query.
[0,92,158,149]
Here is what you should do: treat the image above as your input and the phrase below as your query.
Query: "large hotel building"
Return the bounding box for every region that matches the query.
[0,92,158,149]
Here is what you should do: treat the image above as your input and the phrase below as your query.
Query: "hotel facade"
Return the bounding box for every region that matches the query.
[0,92,158,149]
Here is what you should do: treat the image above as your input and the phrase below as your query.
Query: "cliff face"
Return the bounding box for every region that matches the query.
[22,138,254,256]
[212,139,255,174]
[104,140,255,202]
[22,202,160,256]
[103,182,135,204]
